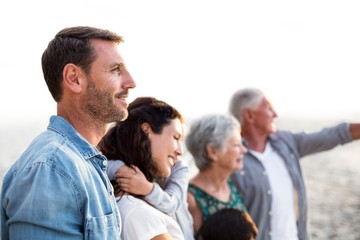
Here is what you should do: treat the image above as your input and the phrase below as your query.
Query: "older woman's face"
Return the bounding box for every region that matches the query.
[148,118,184,177]
[215,129,247,171]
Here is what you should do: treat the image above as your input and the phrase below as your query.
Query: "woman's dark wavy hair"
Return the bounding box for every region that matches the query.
[99,96,184,183]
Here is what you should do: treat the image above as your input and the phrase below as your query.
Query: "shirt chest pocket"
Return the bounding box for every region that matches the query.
[85,212,120,240]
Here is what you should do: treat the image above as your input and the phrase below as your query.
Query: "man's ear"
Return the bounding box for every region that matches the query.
[243,109,254,122]
[63,64,82,93]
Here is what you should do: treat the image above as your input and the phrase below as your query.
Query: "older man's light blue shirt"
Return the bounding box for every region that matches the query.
[1,115,121,240]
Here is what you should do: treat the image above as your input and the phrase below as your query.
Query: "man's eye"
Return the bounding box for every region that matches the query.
[112,66,122,74]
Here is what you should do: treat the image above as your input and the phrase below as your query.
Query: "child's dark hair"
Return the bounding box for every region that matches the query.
[201,208,257,240]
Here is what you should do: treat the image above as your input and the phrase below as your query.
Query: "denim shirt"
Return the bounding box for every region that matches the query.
[1,115,121,240]
[231,122,352,240]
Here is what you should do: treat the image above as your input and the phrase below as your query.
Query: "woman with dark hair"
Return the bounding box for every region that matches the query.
[98,97,186,240]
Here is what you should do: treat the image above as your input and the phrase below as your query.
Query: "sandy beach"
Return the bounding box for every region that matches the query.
[275,118,360,240]
[1,118,359,240]
[300,142,360,239]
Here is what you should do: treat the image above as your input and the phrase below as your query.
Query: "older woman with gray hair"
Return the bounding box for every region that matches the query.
[186,114,257,239]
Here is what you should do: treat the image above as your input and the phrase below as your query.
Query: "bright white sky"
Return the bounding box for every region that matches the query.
[1,0,359,126]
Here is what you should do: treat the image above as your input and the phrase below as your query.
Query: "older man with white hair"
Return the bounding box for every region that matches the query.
[229,87,360,240]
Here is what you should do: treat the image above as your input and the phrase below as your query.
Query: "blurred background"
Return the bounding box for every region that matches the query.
[1,1,359,239]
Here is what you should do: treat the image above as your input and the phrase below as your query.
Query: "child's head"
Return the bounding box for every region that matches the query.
[201,208,257,240]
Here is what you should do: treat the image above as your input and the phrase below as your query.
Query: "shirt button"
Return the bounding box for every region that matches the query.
[268,231,272,236]
[268,211,272,216]
[267,190,272,195]
[263,171,267,175]
[102,160,107,167]
[240,170,245,175]
[104,217,108,223]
